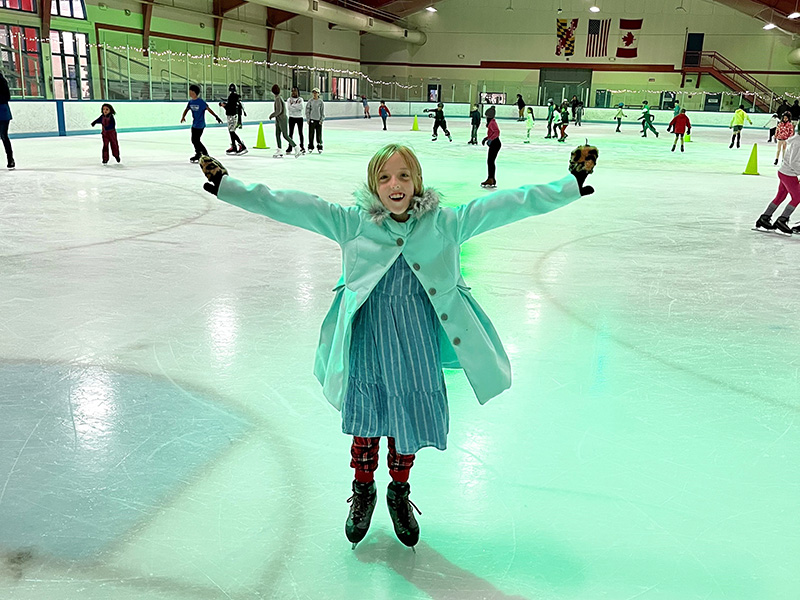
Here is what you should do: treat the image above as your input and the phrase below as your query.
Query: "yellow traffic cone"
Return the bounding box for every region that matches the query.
[411,115,419,131]
[743,143,759,176]
[684,132,691,143]
[254,122,269,149]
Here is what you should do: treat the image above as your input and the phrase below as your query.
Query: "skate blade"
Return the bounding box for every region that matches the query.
[751,227,793,237]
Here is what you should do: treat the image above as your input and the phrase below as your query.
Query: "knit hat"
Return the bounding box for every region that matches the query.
[485,106,496,119]
[229,83,237,92]
[311,87,320,93]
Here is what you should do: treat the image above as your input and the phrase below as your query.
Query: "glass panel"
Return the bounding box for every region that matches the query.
[59,0,71,16]
[52,56,63,77]
[53,78,65,99]
[22,0,35,11]
[76,32,86,56]
[72,0,84,18]
[50,30,60,53]
[7,0,20,9]
[62,31,74,55]
[24,26,38,52]
[51,0,56,14]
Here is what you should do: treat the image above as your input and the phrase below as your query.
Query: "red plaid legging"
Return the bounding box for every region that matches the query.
[351,436,415,483]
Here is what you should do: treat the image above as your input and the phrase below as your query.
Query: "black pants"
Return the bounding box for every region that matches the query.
[487,138,501,179]
[381,115,387,130]
[0,120,12,160]
[191,127,207,157]
[547,119,555,137]
[768,127,776,142]
[616,117,622,132]
[470,123,479,143]
[433,119,450,137]
[289,117,305,148]
[308,120,323,150]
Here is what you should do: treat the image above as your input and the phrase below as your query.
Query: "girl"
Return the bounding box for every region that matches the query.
[667,108,691,153]
[557,100,570,143]
[219,83,247,155]
[362,95,371,119]
[774,112,794,166]
[0,71,14,170]
[423,102,452,142]
[544,98,556,139]
[468,104,481,145]
[764,113,779,143]
[729,104,752,149]
[515,94,525,121]
[287,87,305,154]
[481,106,501,188]
[269,84,298,158]
[639,100,659,138]
[91,103,120,164]
[305,87,325,154]
[378,101,391,131]
[614,102,627,133]
[523,106,535,143]
[197,142,597,549]
[756,133,800,235]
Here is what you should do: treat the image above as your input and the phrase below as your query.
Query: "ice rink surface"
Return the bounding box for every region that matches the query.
[1,116,798,600]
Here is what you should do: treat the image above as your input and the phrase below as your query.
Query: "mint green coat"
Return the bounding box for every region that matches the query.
[218,175,581,410]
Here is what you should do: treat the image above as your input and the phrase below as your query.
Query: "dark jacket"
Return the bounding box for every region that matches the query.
[516,96,525,109]
[91,114,116,131]
[222,91,242,117]
[0,74,10,105]
[791,103,800,121]
[470,109,481,125]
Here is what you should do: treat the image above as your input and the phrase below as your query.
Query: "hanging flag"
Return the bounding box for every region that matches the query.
[586,18,611,57]
[556,18,579,57]
[616,18,642,58]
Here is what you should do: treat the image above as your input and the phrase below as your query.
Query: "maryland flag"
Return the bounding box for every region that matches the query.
[556,18,579,56]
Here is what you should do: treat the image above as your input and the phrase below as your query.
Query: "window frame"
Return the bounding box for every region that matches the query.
[0,0,37,13]
[50,28,92,99]
[50,0,86,20]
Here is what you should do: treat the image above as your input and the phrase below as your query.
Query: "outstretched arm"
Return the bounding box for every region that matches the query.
[180,107,189,123]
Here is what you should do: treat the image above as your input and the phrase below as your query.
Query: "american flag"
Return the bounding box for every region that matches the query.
[586,18,611,57]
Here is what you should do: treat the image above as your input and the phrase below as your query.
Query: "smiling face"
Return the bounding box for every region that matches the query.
[102,105,110,115]
[376,153,415,222]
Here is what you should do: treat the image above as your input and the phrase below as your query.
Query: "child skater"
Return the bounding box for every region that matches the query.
[729,104,752,149]
[755,133,800,235]
[362,95,371,119]
[667,108,691,152]
[481,105,501,188]
[270,84,299,158]
[378,101,391,131]
[197,141,598,550]
[557,100,570,143]
[181,84,223,163]
[305,87,325,154]
[423,102,452,142]
[764,113,779,143]
[0,71,13,170]
[219,83,247,155]
[774,112,794,166]
[614,102,627,133]
[544,98,556,139]
[90,103,120,164]
[468,104,481,145]
[639,100,659,138]
[523,106,535,143]
[287,87,306,154]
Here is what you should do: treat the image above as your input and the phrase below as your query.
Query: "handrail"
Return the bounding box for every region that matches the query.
[682,50,774,110]
[160,68,189,83]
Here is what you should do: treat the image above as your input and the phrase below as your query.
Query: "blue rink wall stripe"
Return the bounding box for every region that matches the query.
[56,100,66,136]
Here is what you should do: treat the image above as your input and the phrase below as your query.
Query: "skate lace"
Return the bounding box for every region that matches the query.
[397,498,422,526]
[347,493,368,520]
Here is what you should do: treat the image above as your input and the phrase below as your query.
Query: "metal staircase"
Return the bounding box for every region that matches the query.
[681,51,776,113]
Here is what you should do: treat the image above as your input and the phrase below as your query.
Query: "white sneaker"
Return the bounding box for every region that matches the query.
[273,149,284,158]
[293,146,301,158]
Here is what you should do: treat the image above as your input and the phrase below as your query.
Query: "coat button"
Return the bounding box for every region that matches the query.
[412,263,420,271]
[429,288,436,295]
[396,238,404,246]
[441,313,448,321]
[453,337,461,345]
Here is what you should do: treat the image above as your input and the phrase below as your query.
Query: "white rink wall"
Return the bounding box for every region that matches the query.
[6,100,761,137]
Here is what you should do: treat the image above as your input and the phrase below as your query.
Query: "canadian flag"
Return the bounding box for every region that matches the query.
[616,18,642,58]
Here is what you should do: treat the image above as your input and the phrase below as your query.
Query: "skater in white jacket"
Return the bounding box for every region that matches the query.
[287,87,306,154]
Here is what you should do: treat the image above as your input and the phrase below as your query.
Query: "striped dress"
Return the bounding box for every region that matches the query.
[342,256,449,455]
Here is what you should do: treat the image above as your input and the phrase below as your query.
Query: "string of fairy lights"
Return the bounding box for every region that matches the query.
[9,34,796,100]
[13,35,419,90]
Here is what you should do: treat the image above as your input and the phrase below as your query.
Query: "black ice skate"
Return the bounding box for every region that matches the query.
[386,481,421,548]
[755,214,775,231]
[190,155,201,163]
[774,216,792,234]
[225,146,237,154]
[480,178,497,188]
[346,480,377,548]
[431,134,438,142]
[237,146,248,155]
[7,158,14,170]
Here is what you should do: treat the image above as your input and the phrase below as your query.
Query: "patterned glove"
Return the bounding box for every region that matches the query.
[569,145,598,196]
[199,155,228,196]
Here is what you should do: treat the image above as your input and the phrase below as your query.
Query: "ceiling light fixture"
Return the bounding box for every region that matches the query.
[789,0,800,19]
[589,5,600,12]
[425,5,437,12]
[763,21,777,29]
[763,8,776,29]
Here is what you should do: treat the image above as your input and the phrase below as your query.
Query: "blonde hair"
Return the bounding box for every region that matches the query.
[367,144,424,197]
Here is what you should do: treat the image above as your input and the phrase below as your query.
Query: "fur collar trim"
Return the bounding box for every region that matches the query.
[353,185,440,225]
